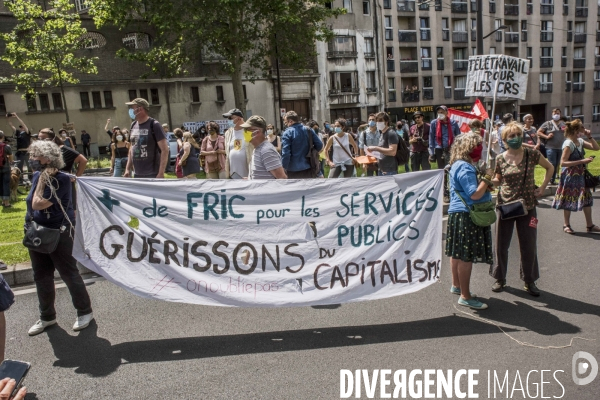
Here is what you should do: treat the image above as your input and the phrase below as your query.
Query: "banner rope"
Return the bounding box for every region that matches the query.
[452,305,596,350]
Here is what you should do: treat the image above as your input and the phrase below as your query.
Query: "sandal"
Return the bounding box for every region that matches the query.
[586,225,600,233]
[563,225,575,234]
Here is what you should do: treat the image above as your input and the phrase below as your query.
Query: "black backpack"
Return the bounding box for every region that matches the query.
[382,129,410,166]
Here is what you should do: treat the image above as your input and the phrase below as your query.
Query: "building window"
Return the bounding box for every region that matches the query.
[150,88,159,104]
[593,104,600,121]
[216,86,224,101]
[572,105,583,121]
[26,94,37,112]
[243,85,248,101]
[384,0,391,9]
[490,47,496,54]
[51,93,63,110]
[366,71,376,91]
[104,91,113,108]
[191,86,200,102]
[0,95,5,114]
[364,38,374,57]
[442,18,449,41]
[128,90,137,101]
[385,16,393,40]
[122,32,152,49]
[39,94,50,111]
[92,91,102,109]
[328,36,357,56]
[80,92,90,109]
[330,71,359,92]
[74,0,89,12]
[363,1,370,14]
[388,78,396,102]
[139,89,149,101]
[540,73,553,92]
[343,0,353,13]
[444,76,452,98]
[79,32,106,49]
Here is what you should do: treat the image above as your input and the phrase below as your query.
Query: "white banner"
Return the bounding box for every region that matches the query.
[465,55,530,100]
[73,171,444,307]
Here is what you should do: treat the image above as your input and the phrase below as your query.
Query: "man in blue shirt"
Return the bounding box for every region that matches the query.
[429,105,460,202]
[281,111,323,178]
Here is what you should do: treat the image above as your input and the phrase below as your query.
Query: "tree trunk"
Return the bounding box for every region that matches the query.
[231,61,246,118]
[59,81,70,123]
[165,82,173,128]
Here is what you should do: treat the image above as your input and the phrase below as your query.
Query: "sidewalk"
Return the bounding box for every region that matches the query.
[2,186,559,288]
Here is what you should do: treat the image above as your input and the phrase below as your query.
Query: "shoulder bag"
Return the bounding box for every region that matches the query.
[334,135,359,168]
[23,220,61,254]
[454,189,497,227]
[497,149,529,220]
[572,143,600,189]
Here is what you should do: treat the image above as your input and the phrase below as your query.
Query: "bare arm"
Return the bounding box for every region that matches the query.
[536,127,551,140]
[110,144,116,172]
[470,180,490,201]
[535,155,554,197]
[123,146,133,177]
[14,114,27,134]
[273,137,282,152]
[269,166,287,179]
[581,130,599,151]
[104,119,110,132]
[324,137,334,166]
[73,154,87,177]
[156,139,169,178]
[348,134,359,156]
[179,142,191,163]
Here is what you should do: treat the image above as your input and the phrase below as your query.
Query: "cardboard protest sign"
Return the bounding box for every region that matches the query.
[73,171,444,307]
[465,55,530,100]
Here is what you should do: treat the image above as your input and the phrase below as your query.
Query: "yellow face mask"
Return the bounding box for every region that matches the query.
[243,129,254,143]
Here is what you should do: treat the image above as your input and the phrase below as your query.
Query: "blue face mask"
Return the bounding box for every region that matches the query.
[128,108,136,120]
[368,121,376,127]
[325,124,330,130]
[335,127,342,134]
[228,120,235,128]
[29,159,46,172]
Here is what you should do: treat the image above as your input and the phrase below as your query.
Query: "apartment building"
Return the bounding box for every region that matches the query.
[381,0,600,127]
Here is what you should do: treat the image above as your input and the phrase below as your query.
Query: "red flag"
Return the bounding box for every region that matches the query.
[448,108,482,133]
[471,99,489,120]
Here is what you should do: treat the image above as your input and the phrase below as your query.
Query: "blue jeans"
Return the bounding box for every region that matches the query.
[545,148,561,183]
[378,170,397,176]
[113,158,125,177]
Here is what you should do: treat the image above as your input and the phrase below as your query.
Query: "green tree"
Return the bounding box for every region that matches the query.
[89,0,343,116]
[0,0,98,122]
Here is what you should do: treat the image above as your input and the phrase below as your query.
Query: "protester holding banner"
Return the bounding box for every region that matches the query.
[446,132,493,310]
[429,106,460,202]
[178,132,201,179]
[25,140,93,336]
[551,119,600,233]
[323,118,358,178]
[358,114,380,176]
[537,109,566,185]
[200,122,226,179]
[491,122,554,296]
[366,112,398,176]
[109,128,130,177]
[408,111,431,172]
[242,116,287,180]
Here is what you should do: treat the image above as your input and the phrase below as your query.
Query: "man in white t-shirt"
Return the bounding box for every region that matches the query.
[223,108,254,178]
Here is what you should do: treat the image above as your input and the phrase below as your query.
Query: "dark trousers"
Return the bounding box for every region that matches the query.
[287,168,313,179]
[0,170,10,201]
[365,164,378,176]
[29,229,92,321]
[490,208,540,284]
[410,151,431,172]
[82,143,91,157]
[16,151,29,182]
[434,148,450,197]
[328,165,355,178]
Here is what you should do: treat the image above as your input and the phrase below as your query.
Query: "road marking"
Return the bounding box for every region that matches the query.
[12,275,106,296]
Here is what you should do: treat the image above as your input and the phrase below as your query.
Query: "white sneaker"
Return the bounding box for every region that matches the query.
[73,313,94,331]
[28,319,57,336]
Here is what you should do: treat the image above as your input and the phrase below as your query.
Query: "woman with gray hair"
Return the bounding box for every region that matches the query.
[25,139,93,336]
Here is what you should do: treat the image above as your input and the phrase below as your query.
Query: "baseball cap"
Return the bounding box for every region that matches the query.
[223,108,244,119]
[240,115,267,130]
[436,105,448,113]
[125,98,150,110]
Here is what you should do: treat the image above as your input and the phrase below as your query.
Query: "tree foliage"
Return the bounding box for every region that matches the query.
[0,0,98,122]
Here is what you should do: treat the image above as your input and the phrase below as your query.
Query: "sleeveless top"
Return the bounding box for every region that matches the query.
[332,133,352,165]
[114,144,129,158]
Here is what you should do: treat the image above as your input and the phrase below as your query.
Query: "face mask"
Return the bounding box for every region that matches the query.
[325,124,330,130]
[552,114,560,121]
[228,120,235,128]
[117,135,123,141]
[469,144,483,162]
[438,114,446,120]
[376,122,386,131]
[506,136,523,149]
[61,134,67,138]
[209,130,217,135]
[29,159,46,172]
[267,129,273,135]
[243,129,254,143]
[368,121,376,127]
[128,108,136,120]
[334,127,342,134]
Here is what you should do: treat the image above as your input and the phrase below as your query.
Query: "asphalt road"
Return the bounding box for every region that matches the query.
[5,193,600,399]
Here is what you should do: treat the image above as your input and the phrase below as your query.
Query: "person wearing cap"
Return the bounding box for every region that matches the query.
[242,116,286,180]
[123,98,168,179]
[223,108,253,179]
[7,113,31,184]
[281,110,323,178]
[429,105,460,202]
[408,111,431,172]
[80,130,91,157]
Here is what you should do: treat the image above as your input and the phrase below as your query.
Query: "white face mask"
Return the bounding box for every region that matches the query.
[61,134,67,138]
[267,129,273,135]
[438,114,446,120]
[117,135,123,141]
[552,114,560,121]
[376,122,386,131]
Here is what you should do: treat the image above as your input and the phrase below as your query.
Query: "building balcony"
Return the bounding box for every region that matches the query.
[418,2,430,10]
[505,32,519,43]
[452,31,468,42]
[442,29,450,41]
[437,58,445,70]
[386,59,396,71]
[421,58,433,70]
[364,52,376,59]
[573,82,585,92]
[402,91,420,102]
[400,60,419,73]
[575,7,588,17]
[397,0,416,12]
[540,31,554,42]
[327,51,358,59]
[504,4,519,15]
[574,33,587,43]
[420,28,431,41]
[573,58,586,68]
[366,87,378,94]
[454,88,468,100]
[540,57,553,68]
[454,60,468,71]
[329,88,359,95]
[444,87,452,99]
[423,88,434,100]
[539,83,553,93]
[565,81,571,92]
[328,89,360,105]
[451,1,468,13]
[398,30,417,42]
[540,5,554,14]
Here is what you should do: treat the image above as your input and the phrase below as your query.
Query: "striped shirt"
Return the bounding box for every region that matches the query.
[249,140,282,180]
